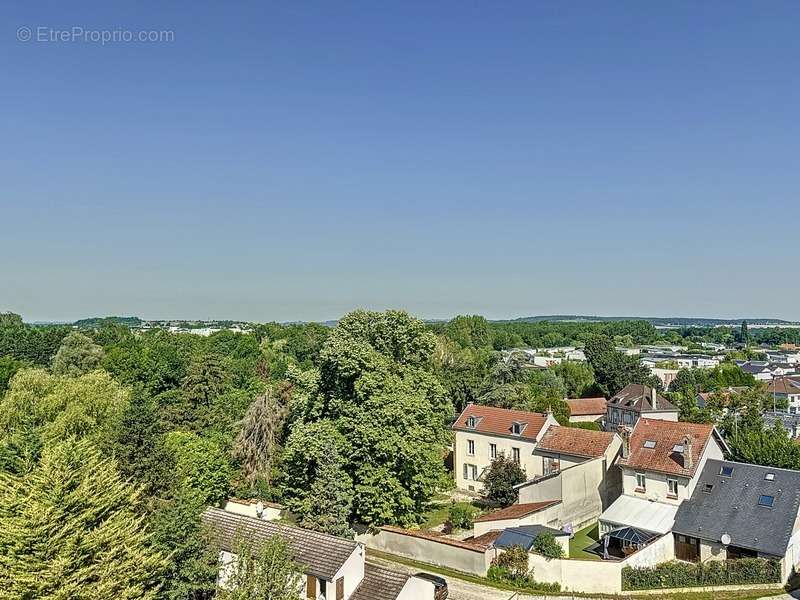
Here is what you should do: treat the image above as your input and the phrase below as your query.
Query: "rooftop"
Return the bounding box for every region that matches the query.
[474,500,560,523]
[608,384,677,414]
[600,494,678,534]
[493,525,568,551]
[565,397,607,416]
[201,507,358,580]
[673,459,800,557]
[536,426,616,459]
[351,564,410,600]
[452,404,553,442]
[618,419,719,478]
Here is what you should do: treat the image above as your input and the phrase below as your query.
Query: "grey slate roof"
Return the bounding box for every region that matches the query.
[201,507,359,580]
[493,524,568,551]
[673,459,800,557]
[608,384,677,414]
[351,564,410,600]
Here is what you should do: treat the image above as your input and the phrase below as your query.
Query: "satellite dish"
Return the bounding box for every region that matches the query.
[721,533,731,546]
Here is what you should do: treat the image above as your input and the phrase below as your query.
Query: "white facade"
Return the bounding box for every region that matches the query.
[454,415,558,492]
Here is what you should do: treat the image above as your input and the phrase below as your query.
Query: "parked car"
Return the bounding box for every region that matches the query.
[414,572,448,600]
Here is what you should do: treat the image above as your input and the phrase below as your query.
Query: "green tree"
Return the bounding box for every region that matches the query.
[483,454,527,507]
[51,331,105,376]
[0,438,167,599]
[297,436,354,538]
[584,334,658,396]
[285,310,453,527]
[740,320,750,346]
[216,535,302,600]
[0,368,129,471]
[0,356,28,396]
[164,431,233,505]
[551,360,596,398]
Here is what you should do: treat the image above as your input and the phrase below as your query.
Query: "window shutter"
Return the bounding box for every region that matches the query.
[336,577,344,600]
[306,575,316,599]
[463,463,468,479]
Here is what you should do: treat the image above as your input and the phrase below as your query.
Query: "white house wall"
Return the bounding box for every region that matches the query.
[331,545,365,600]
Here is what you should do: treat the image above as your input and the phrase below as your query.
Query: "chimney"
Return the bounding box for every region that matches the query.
[651,387,658,410]
[619,426,631,459]
[683,435,693,470]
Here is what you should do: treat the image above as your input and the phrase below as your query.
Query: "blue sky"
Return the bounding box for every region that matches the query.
[2,1,799,322]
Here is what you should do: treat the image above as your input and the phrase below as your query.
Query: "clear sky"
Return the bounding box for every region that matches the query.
[2,1,799,323]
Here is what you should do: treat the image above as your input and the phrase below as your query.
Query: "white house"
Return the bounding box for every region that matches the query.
[767,376,800,414]
[451,404,559,493]
[599,418,728,538]
[202,507,436,600]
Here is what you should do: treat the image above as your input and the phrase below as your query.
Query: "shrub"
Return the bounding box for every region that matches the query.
[493,545,529,578]
[532,532,564,558]
[622,558,781,590]
[447,503,477,530]
[488,549,562,594]
[569,421,601,431]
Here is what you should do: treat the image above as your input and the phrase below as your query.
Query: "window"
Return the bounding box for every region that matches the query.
[672,444,684,453]
[463,464,478,481]
[489,443,497,459]
[336,577,344,600]
[512,447,520,464]
[719,465,734,477]
[466,416,476,429]
[623,411,633,425]
[758,495,775,508]
[765,473,775,481]
[703,483,714,493]
[467,439,475,456]
[643,440,656,449]
[612,408,620,423]
[636,472,646,491]
[668,478,679,497]
[511,422,524,436]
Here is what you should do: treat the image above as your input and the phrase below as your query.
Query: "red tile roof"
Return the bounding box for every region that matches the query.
[618,419,716,478]
[767,376,800,395]
[536,426,615,459]
[452,404,551,441]
[380,526,491,552]
[565,397,607,416]
[474,500,560,523]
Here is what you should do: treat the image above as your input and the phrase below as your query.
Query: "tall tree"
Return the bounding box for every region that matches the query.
[51,331,105,376]
[232,389,287,492]
[584,334,658,396]
[0,438,167,599]
[482,454,527,507]
[297,435,354,538]
[285,310,453,527]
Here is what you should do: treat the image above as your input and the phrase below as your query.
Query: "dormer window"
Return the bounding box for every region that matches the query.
[466,416,477,429]
[719,465,734,477]
[511,421,525,436]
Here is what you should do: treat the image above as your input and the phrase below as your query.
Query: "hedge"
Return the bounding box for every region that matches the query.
[622,558,781,590]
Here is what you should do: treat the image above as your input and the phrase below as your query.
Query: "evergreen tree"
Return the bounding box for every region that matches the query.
[232,389,287,491]
[0,438,167,599]
[297,436,354,538]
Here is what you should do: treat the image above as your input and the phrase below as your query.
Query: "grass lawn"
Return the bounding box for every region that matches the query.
[419,500,482,530]
[570,522,602,560]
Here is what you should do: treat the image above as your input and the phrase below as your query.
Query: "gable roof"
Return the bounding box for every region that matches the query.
[618,419,719,478]
[767,376,800,395]
[608,384,677,414]
[452,404,551,441]
[351,564,410,600]
[474,500,560,523]
[566,397,607,416]
[536,426,615,459]
[201,507,358,580]
[673,459,800,557]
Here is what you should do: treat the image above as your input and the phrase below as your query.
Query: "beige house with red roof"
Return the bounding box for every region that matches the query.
[599,418,728,537]
[452,404,559,492]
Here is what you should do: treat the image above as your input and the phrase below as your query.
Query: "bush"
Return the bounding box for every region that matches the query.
[569,421,601,431]
[532,532,564,558]
[493,545,529,577]
[622,558,781,590]
[447,503,477,530]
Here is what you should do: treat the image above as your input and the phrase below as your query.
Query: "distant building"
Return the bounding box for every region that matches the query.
[766,376,800,414]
